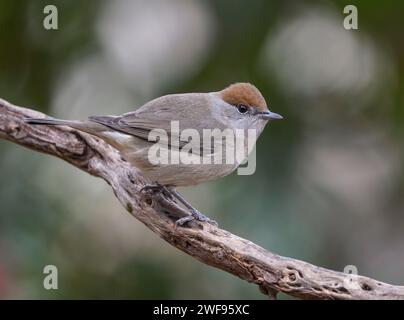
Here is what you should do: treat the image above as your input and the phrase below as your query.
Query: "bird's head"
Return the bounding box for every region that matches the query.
[211,82,283,134]
[219,82,283,120]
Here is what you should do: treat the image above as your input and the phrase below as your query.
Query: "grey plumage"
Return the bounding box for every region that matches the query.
[25,89,271,186]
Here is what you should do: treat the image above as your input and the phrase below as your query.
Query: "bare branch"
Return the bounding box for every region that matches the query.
[1,97,403,300]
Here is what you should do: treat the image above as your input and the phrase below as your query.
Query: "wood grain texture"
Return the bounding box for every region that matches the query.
[1,97,403,300]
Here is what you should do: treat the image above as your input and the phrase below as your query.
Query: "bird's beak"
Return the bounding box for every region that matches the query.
[258,111,284,120]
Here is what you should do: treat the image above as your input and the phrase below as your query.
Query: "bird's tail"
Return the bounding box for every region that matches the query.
[24,118,118,144]
[26,116,135,156]
[24,117,108,137]
[25,118,80,127]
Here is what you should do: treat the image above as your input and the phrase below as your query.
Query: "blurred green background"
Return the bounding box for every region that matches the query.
[0,0,403,299]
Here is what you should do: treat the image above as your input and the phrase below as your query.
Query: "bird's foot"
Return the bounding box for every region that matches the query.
[140,183,174,201]
[141,184,218,228]
[175,209,218,227]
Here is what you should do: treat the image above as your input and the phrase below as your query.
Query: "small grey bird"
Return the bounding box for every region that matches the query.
[27,83,283,226]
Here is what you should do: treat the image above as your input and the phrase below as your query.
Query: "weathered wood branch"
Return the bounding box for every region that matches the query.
[0,97,403,300]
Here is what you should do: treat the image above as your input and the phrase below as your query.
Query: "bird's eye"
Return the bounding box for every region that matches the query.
[237,104,249,114]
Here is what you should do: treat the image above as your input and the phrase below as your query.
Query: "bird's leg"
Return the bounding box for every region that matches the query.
[140,182,174,201]
[168,188,218,227]
[141,183,217,227]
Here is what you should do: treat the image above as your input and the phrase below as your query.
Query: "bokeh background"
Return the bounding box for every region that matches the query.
[0,0,403,299]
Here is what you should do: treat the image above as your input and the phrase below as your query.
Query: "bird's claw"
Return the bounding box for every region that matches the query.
[141,184,218,228]
[175,209,218,227]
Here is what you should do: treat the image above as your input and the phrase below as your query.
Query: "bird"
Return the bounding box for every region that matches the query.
[26,83,283,226]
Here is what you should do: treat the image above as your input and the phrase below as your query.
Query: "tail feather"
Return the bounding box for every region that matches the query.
[25,118,75,126]
[25,117,113,137]
[25,117,92,133]
[25,116,134,151]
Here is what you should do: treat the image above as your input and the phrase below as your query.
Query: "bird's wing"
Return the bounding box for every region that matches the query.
[89,93,225,154]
